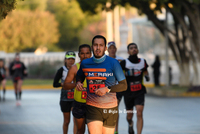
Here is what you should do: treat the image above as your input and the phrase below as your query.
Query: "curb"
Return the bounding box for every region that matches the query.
[4,83,156,90]
[147,88,200,97]
[5,85,55,90]
[179,92,200,97]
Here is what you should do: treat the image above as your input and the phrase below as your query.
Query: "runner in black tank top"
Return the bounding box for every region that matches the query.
[120,43,150,134]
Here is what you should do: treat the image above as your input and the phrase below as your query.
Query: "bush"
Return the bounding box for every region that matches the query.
[28,60,63,79]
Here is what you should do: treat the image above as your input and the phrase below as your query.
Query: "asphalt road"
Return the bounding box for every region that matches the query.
[0,90,200,134]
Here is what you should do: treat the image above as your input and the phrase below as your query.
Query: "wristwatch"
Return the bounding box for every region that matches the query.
[107,86,111,93]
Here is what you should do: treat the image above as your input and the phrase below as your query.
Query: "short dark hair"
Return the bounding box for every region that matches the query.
[15,52,20,56]
[92,35,107,46]
[0,59,4,66]
[127,43,138,50]
[79,44,91,53]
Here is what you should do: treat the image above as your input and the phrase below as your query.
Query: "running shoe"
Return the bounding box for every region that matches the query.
[128,125,134,134]
[16,100,21,106]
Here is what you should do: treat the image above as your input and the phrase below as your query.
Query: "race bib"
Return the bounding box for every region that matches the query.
[67,91,74,99]
[130,82,142,92]
[89,80,105,93]
[15,64,22,69]
[81,90,87,99]
[14,77,21,80]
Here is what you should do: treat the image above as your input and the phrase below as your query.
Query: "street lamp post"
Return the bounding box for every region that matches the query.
[165,8,169,87]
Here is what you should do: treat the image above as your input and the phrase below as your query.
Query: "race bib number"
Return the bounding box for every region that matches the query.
[67,92,74,99]
[14,77,21,80]
[81,90,87,99]
[14,64,22,69]
[130,82,142,92]
[89,80,105,93]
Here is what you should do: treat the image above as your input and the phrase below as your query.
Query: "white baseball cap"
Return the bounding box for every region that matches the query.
[107,41,116,48]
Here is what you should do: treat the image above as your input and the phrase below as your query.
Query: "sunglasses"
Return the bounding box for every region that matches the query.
[65,52,76,59]
[67,52,75,56]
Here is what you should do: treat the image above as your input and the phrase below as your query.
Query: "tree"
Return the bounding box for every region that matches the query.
[0,0,19,20]
[46,0,87,51]
[16,0,47,11]
[77,0,200,86]
[0,10,60,52]
[79,19,106,45]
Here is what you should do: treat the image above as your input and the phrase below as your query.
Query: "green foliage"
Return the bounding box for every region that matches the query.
[0,10,60,52]
[77,0,107,14]
[46,0,87,51]
[77,0,200,15]
[0,0,18,20]
[16,0,47,11]
[1,0,104,52]
[28,60,63,79]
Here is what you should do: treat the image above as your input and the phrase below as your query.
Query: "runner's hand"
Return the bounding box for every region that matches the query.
[24,70,27,74]
[76,82,84,91]
[95,87,109,96]
[12,66,16,70]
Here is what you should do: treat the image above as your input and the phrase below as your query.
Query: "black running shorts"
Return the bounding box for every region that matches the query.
[116,92,124,102]
[13,76,23,83]
[86,105,118,128]
[72,100,86,119]
[59,101,73,113]
[124,93,145,110]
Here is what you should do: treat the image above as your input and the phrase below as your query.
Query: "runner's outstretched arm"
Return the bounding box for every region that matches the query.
[53,68,62,87]
[111,59,127,92]
[144,70,150,81]
[109,79,127,92]
[76,65,86,91]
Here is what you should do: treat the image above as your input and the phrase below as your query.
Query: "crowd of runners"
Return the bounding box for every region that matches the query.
[0,34,150,134]
[53,35,150,134]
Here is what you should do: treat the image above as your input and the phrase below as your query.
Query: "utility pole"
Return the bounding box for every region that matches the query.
[165,8,169,87]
